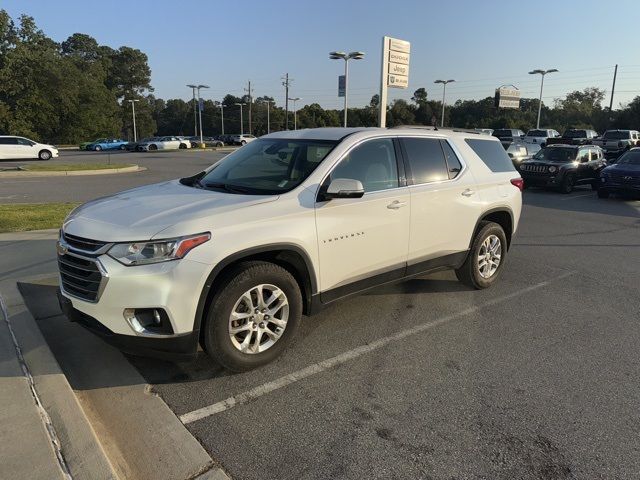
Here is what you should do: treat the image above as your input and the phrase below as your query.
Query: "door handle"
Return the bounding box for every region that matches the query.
[387,200,407,210]
[461,188,475,197]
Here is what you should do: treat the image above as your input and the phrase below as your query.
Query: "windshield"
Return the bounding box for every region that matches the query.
[603,131,630,140]
[533,147,576,162]
[526,130,547,137]
[194,138,338,194]
[563,130,586,138]
[615,150,640,165]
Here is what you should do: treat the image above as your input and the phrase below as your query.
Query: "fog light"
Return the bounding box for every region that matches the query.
[123,308,173,336]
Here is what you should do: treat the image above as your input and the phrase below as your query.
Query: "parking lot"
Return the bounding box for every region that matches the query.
[3,176,640,479]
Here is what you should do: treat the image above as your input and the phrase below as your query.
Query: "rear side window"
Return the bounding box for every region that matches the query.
[465,139,515,172]
[401,138,449,184]
[441,141,463,179]
[0,137,18,145]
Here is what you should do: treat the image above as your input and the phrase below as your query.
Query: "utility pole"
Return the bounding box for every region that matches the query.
[187,85,198,136]
[245,80,252,135]
[261,100,274,134]
[608,64,618,123]
[282,73,292,130]
[218,103,226,135]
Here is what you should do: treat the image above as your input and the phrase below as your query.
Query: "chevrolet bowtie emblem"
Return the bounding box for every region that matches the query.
[56,241,68,256]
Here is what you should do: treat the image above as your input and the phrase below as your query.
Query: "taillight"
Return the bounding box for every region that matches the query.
[510,178,524,191]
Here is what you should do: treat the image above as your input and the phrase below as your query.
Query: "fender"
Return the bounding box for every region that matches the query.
[469,207,515,249]
[193,243,318,333]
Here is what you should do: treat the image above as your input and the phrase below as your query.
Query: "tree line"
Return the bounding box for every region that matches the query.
[1,11,639,145]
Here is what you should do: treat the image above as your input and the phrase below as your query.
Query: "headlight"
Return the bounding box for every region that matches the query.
[548,166,557,173]
[108,232,210,266]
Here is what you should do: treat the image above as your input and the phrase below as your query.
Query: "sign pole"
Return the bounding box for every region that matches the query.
[379,36,389,128]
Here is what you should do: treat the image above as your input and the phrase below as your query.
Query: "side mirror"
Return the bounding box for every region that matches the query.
[325,178,365,199]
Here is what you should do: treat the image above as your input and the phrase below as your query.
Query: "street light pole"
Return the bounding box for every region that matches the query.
[234,103,246,135]
[196,85,209,146]
[187,84,198,136]
[434,79,455,127]
[288,97,300,130]
[330,51,365,127]
[261,100,274,134]
[127,99,139,141]
[529,68,558,129]
[218,103,226,135]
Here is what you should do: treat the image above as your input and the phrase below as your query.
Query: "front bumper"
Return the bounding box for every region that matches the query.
[58,290,199,359]
[521,174,559,187]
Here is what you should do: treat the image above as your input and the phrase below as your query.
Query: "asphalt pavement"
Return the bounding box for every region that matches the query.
[2,187,639,479]
[0,149,228,203]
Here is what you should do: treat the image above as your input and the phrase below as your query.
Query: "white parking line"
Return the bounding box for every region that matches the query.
[179,271,574,425]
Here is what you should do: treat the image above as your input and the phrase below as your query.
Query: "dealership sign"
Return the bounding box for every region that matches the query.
[495,85,521,109]
[379,36,411,127]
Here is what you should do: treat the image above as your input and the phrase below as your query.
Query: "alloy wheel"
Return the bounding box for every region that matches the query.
[477,234,502,279]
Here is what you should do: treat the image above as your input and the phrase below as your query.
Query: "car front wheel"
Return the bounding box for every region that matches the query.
[455,221,507,289]
[94,145,102,151]
[38,149,52,161]
[202,261,303,371]
[560,173,575,194]
[179,143,187,149]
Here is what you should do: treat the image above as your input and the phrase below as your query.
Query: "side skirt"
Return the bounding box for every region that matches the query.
[309,251,468,315]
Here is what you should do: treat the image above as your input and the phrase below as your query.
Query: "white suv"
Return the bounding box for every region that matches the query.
[523,129,560,147]
[57,127,522,371]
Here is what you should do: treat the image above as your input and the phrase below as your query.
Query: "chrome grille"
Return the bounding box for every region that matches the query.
[62,232,107,253]
[521,164,549,173]
[58,253,104,302]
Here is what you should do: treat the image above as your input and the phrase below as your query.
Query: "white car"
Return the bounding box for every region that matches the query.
[523,129,560,147]
[0,135,59,160]
[231,134,257,146]
[137,136,191,151]
[57,127,522,371]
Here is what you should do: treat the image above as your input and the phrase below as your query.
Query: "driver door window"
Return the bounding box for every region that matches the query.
[16,137,35,158]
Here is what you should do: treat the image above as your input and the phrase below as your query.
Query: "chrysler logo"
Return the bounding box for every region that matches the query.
[56,241,68,256]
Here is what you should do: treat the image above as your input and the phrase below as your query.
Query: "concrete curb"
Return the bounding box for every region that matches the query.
[0,165,145,178]
[0,280,117,480]
[0,229,59,241]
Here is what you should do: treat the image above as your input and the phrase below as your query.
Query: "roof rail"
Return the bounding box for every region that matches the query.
[389,125,481,135]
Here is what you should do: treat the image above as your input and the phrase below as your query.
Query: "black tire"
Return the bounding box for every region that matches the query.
[240,140,247,146]
[179,143,187,149]
[38,149,52,161]
[597,189,610,199]
[455,221,508,290]
[148,144,158,151]
[94,145,102,151]
[119,144,126,150]
[202,261,303,372]
[560,173,575,194]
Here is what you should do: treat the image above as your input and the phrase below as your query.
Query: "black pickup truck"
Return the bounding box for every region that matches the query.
[546,129,599,146]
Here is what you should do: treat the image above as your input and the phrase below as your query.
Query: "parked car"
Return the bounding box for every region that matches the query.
[125,137,156,151]
[504,142,540,168]
[57,127,522,371]
[592,129,640,158]
[523,129,560,147]
[474,128,493,135]
[493,128,526,146]
[546,128,599,146]
[0,135,59,160]
[519,144,606,193]
[231,134,257,145]
[80,138,107,150]
[597,148,640,198]
[189,136,224,148]
[86,138,129,151]
[137,136,192,151]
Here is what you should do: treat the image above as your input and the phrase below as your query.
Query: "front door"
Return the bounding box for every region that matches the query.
[16,137,37,158]
[315,137,410,300]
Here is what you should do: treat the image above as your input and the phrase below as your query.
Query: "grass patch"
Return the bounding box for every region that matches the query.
[22,163,133,172]
[0,203,80,233]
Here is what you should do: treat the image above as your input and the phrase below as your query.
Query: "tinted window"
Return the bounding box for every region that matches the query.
[603,131,630,140]
[616,150,640,165]
[402,138,448,184]
[465,139,515,172]
[0,137,18,145]
[493,129,513,137]
[331,138,398,193]
[533,147,576,162]
[16,138,33,146]
[527,130,547,137]
[441,140,462,178]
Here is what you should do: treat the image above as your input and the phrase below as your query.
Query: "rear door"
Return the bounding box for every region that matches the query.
[0,137,19,159]
[400,136,481,271]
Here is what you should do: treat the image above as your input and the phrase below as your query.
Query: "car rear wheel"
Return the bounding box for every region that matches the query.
[119,145,126,150]
[240,140,247,146]
[202,261,302,372]
[179,143,187,149]
[38,150,52,161]
[455,221,507,290]
[94,145,102,151]
[148,144,158,151]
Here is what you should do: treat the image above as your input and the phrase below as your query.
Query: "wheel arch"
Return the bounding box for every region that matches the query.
[194,244,317,338]
[470,208,514,250]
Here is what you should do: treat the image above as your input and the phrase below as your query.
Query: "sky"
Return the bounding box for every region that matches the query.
[4,0,640,110]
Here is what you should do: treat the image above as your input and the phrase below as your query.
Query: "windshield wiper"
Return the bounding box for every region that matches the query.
[203,182,252,194]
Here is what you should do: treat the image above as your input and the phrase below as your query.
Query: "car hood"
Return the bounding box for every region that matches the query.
[603,163,640,174]
[63,179,278,241]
